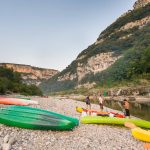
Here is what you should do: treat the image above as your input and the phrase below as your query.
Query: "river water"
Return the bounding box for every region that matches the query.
[104,100,150,121]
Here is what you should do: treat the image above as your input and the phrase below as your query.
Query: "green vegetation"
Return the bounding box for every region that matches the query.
[100,3,150,39]
[40,75,77,94]
[48,88,89,96]
[77,4,150,61]
[80,25,150,85]
[40,4,150,94]
[0,67,42,96]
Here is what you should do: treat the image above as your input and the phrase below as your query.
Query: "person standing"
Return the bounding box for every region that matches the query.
[123,99,130,118]
[85,96,91,110]
[98,94,104,111]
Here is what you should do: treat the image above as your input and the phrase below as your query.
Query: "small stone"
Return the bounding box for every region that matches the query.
[2,143,11,150]
[3,135,9,143]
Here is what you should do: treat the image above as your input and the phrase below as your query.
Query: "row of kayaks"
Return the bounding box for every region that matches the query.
[76,107,150,129]
[1,105,149,129]
[81,116,150,129]
[76,107,150,142]
[76,106,125,118]
[76,106,150,142]
[81,116,150,142]
[0,106,79,130]
[0,103,150,143]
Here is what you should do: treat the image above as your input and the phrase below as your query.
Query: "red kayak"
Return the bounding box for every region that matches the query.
[0,97,38,106]
[109,112,125,118]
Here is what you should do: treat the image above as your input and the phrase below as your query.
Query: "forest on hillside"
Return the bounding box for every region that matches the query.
[0,67,43,96]
[40,4,150,94]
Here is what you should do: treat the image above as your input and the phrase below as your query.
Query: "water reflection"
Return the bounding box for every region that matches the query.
[104,100,150,121]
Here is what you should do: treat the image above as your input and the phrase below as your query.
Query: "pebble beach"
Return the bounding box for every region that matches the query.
[0,96,146,150]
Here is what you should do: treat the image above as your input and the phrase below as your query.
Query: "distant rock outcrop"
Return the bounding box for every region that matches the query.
[0,63,59,85]
[134,0,150,9]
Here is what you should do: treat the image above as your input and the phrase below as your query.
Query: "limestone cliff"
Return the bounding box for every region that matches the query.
[56,1,150,87]
[40,0,150,93]
[0,63,59,85]
[58,52,121,82]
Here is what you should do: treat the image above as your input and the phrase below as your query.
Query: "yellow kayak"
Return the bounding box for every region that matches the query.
[76,107,83,113]
[76,107,109,115]
[131,127,150,142]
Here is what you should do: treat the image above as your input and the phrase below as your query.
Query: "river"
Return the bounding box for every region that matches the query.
[104,100,150,121]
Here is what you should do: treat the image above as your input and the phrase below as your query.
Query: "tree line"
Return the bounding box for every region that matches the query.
[0,67,43,96]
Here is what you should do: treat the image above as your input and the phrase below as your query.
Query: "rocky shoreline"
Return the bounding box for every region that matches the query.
[0,96,146,150]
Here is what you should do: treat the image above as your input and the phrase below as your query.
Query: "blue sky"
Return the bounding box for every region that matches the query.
[0,0,136,71]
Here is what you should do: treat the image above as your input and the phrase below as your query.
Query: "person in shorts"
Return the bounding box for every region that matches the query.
[98,94,104,111]
[123,99,130,118]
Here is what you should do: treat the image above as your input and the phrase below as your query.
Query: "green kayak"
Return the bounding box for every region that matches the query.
[0,107,78,130]
[21,98,31,100]
[81,116,150,129]
[15,96,31,100]
[5,105,79,126]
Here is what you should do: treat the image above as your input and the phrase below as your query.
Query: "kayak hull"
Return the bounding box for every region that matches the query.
[131,127,150,142]
[7,105,79,126]
[0,106,78,130]
[81,116,150,129]
[0,97,38,105]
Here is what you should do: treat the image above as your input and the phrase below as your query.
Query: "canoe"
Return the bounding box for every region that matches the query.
[0,97,38,105]
[131,127,150,142]
[81,116,150,129]
[3,106,79,126]
[0,108,76,130]
[76,107,125,118]
[0,97,29,106]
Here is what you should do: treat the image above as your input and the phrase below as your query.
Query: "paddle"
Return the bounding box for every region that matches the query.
[124,122,137,129]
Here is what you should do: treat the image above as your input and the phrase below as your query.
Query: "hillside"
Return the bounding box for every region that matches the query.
[0,63,59,85]
[40,0,150,94]
[0,67,42,95]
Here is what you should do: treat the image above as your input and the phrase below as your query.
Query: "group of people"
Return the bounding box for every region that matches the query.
[85,94,104,111]
[85,94,130,118]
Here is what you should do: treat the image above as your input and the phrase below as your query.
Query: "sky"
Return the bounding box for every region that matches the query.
[0,0,136,71]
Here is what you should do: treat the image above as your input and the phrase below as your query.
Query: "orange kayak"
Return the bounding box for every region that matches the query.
[0,97,37,106]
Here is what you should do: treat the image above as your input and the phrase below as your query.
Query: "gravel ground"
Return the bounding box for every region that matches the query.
[0,96,146,150]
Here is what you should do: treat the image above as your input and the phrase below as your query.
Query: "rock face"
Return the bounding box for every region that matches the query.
[0,63,59,85]
[77,52,121,81]
[134,0,150,9]
[119,15,150,32]
[57,52,121,82]
[40,0,150,92]
[58,0,150,86]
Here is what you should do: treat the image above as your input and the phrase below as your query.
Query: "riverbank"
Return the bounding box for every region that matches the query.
[0,96,146,150]
[64,94,150,121]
